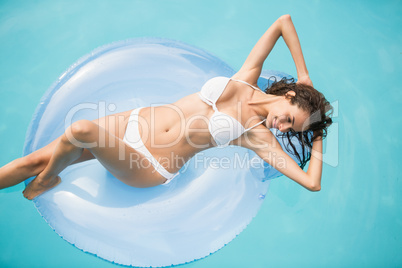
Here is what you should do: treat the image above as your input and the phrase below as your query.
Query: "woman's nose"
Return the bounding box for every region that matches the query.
[278,118,291,132]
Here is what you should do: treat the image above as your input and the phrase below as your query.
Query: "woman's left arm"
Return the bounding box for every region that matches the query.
[234,15,312,86]
[280,15,311,85]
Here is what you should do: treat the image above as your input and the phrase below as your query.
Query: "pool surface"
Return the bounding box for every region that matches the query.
[0,0,401,267]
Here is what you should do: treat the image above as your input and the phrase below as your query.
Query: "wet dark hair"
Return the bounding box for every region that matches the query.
[265,77,333,168]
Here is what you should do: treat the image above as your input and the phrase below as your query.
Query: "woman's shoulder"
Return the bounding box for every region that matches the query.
[230,71,259,88]
[232,125,279,151]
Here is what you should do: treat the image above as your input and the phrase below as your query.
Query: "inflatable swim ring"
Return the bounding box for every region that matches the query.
[23,38,307,267]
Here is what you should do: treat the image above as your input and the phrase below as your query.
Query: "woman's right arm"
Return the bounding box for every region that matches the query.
[264,135,322,191]
[234,15,311,86]
[244,129,323,191]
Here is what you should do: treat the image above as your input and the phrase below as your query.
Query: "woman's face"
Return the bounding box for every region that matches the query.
[266,96,310,132]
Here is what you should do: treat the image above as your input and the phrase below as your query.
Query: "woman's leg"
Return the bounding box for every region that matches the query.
[0,139,93,190]
[0,109,130,190]
[22,118,166,200]
[22,121,88,199]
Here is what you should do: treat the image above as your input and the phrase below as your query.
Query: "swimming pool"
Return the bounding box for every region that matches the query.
[0,0,401,267]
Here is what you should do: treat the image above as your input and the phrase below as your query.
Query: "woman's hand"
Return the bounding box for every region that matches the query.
[296,74,313,87]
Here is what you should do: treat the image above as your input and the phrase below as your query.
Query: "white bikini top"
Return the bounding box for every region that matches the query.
[198,76,266,147]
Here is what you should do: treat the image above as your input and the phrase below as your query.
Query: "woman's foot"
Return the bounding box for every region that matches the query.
[22,175,61,200]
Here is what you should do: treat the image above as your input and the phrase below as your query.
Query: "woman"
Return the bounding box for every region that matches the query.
[0,15,332,200]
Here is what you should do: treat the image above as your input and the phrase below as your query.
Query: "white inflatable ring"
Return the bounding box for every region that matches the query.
[23,38,303,267]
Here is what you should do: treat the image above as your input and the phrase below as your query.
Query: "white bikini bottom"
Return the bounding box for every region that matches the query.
[122,107,179,185]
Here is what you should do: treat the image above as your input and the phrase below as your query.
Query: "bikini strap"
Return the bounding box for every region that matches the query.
[244,119,266,132]
[197,92,218,111]
[230,78,260,91]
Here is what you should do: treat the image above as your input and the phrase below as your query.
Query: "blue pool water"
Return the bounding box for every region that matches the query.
[0,0,401,267]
